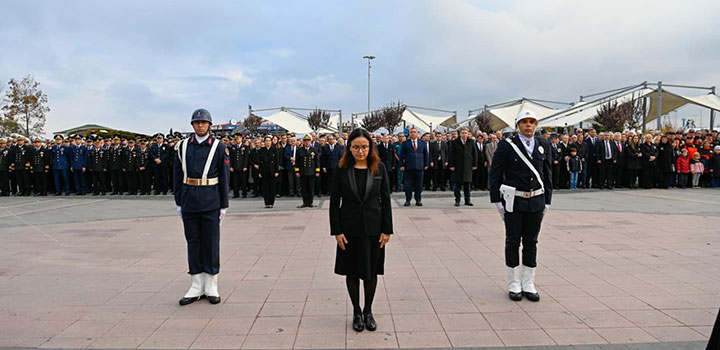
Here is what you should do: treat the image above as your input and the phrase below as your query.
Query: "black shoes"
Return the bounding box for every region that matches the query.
[522,291,540,302]
[454,201,460,207]
[465,202,474,206]
[179,295,204,306]
[207,296,221,304]
[352,314,365,332]
[364,313,377,331]
[508,291,522,301]
[415,202,423,207]
[404,201,411,207]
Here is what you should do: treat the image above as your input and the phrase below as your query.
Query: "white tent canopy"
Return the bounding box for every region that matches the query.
[261,110,337,134]
[646,90,720,124]
[539,88,654,127]
[485,100,560,130]
[401,107,456,134]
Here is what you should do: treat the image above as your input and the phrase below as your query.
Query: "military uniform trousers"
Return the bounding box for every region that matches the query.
[125,170,138,194]
[182,209,220,275]
[72,169,87,194]
[53,169,70,195]
[32,171,48,195]
[138,170,151,194]
[91,171,105,194]
[154,165,168,193]
[110,169,125,194]
[300,175,315,205]
[231,170,248,196]
[260,173,276,205]
[504,210,544,268]
[16,170,31,195]
[0,170,9,196]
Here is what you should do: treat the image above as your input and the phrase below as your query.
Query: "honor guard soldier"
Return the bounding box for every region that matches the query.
[151,134,170,194]
[30,138,51,196]
[295,135,320,208]
[70,134,88,195]
[229,132,250,198]
[138,139,152,195]
[10,136,32,196]
[88,137,108,195]
[51,135,71,195]
[174,108,229,305]
[124,139,139,195]
[0,139,10,196]
[489,110,553,302]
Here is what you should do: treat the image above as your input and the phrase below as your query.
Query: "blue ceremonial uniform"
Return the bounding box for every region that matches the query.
[52,145,71,195]
[173,135,229,275]
[70,144,88,194]
[489,134,553,268]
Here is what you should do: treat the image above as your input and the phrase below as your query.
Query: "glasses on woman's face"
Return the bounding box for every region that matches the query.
[350,145,370,152]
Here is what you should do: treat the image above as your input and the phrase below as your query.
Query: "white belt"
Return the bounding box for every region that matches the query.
[185,177,218,186]
[515,188,544,198]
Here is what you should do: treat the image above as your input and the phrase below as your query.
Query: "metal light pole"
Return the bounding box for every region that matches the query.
[363,56,375,115]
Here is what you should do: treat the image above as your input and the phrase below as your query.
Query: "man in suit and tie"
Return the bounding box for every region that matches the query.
[613,133,625,188]
[399,128,429,206]
[429,133,445,191]
[473,132,488,191]
[284,137,300,197]
[377,135,397,191]
[584,128,599,188]
[596,132,618,189]
[322,134,344,195]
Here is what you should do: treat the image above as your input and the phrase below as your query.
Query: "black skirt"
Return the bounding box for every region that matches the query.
[334,233,385,281]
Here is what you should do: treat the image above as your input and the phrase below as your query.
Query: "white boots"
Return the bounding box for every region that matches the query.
[179,273,220,305]
[506,265,539,302]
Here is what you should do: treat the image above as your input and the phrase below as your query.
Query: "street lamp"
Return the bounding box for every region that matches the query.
[363,56,375,115]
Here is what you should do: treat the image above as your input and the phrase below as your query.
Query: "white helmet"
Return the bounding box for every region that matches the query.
[515,109,537,126]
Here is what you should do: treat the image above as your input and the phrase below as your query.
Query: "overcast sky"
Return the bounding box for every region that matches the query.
[2,0,719,135]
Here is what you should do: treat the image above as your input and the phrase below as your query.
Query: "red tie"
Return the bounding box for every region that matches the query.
[617,142,622,152]
[413,140,417,151]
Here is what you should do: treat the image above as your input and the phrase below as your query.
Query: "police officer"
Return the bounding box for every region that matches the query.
[489,110,552,302]
[11,136,32,196]
[51,135,71,196]
[174,109,229,305]
[151,134,170,195]
[229,132,249,198]
[88,137,107,195]
[295,135,320,208]
[30,138,51,196]
[70,134,88,195]
[0,138,10,196]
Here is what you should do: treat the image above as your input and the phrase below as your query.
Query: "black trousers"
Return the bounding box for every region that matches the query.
[454,181,471,202]
[261,174,276,205]
[641,165,655,189]
[110,169,124,193]
[0,170,9,195]
[32,171,47,194]
[138,170,151,194]
[231,170,248,196]
[598,159,614,188]
[91,171,105,194]
[613,163,624,187]
[125,171,138,194]
[9,170,17,194]
[433,167,446,190]
[473,166,486,190]
[286,169,299,195]
[404,169,423,203]
[153,165,167,193]
[504,210,544,268]
[300,175,315,205]
[182,209,220,275]
[16,170,31,195]
[321,170,331,195]
[423,168,432,189]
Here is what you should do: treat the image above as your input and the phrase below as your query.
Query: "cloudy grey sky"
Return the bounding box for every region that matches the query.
[2,0,719,135]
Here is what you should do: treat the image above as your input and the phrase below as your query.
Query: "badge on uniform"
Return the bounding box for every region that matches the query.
[538,146,544,154]
[225,148,230,156]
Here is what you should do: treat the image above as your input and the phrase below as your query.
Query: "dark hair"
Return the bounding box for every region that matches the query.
[339,128,380,175]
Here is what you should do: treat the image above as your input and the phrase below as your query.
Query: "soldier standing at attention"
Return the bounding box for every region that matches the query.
[51,135,71,196]
[124,139,139,195]
[489,110,553,302]
[295,135,320,208]
[29,138,51,196]
[109,136,125,195]
[229,132,249,198]
[138,139,151,195]
[70,134,88,196]
[174,109,229,305]
[151,134,170,195]
[88,137,107,195]
[0,139,11,196]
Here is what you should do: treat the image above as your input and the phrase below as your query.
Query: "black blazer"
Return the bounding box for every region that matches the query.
[329,162,393,237]
[596,139,618,161]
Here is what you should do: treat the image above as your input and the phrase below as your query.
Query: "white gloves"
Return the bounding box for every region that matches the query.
[494,202,505,221]
[544,204,550,214]
[219,208,227,223]
[176,206,182,217]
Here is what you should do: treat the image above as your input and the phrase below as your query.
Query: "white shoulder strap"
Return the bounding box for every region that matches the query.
[180,138,189,183]
[201,139,220,180]
[505,138,544,192]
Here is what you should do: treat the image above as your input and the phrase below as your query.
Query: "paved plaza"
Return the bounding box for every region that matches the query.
[0,188,718,349]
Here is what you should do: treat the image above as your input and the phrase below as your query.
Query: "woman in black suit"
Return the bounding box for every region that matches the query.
[258,136,280,208]
[624,135,642,188]
[329,128,393,333]
[639,134,658,189]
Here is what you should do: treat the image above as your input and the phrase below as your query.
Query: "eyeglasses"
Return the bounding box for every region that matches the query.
[350,145,370,152]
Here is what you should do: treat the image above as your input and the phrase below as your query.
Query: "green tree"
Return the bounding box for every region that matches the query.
[2,75,50,137]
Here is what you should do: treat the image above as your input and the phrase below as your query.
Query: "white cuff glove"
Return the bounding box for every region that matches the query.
[494,202,505,221]
[219,208,227,223]
[544,204,550,214]
[176,205,182,217]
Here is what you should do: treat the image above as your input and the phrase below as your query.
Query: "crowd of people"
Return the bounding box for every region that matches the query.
[0,127,718,201]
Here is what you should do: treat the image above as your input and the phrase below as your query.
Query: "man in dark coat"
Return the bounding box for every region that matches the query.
[448,128,478,206]
[377,135,397,191]
[295,135,320,208]
[321,134,344,195]
[399,128,429,206]
[472,133,487,191]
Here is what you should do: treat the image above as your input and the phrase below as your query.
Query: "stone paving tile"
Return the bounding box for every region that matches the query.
[2,196,720,349]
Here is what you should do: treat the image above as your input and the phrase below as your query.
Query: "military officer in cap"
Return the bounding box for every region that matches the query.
[88,137,108,195]
[0,138,10,196]
[123,139,139,195]
[138,139,152,195]
[489,109,552,302]
[51,135,71,196]
[229,132,250,198]
[70,134,88,195]
[30,138,51,196]
[151,133,170,195]
[10,136,32,196]
[108,136,125,195]
[295,135,320,208]
[174,108,229,305]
